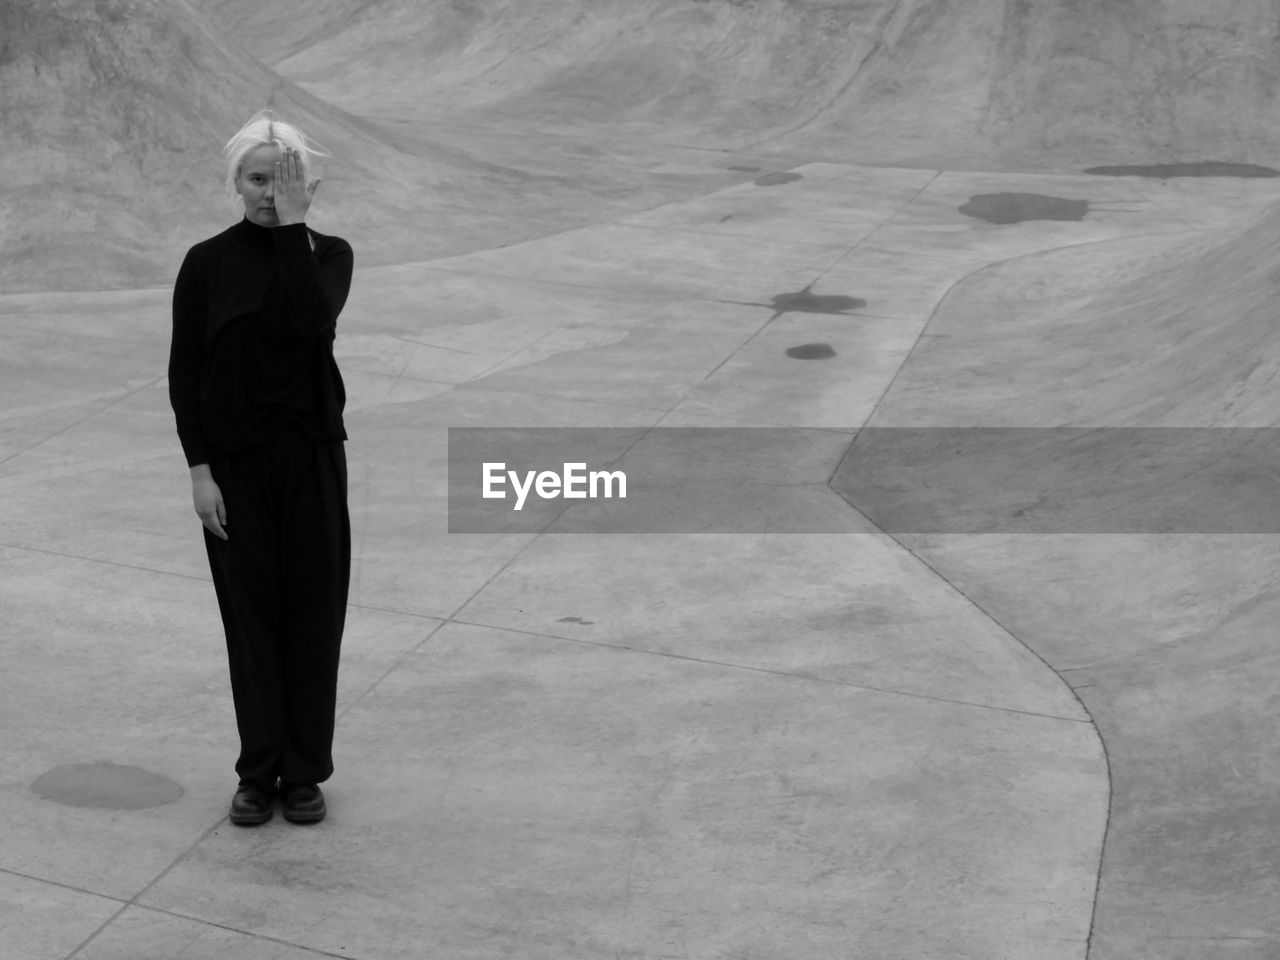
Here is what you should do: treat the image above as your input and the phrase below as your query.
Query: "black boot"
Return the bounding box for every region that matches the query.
[281,782,326,824]
[229,780,275,826]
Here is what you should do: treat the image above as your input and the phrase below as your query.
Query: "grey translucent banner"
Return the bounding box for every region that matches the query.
[447,427,1280,533]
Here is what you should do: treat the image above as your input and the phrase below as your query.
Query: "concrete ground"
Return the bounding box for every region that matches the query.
[4,2,1280,959]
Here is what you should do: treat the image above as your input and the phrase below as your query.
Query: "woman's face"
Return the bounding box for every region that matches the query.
[235,144,284,227]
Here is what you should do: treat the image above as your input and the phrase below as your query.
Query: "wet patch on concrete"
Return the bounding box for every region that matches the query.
[716,282,866,320]
[1085,161,1280,178]
[32,762,183,810]
[754,172,802,187]
[786,343,837,360]
[765,284,865,319]
[960,193,1089,224]
[557,616,594,625]
[728,165,761,172]
[719,214,735,223]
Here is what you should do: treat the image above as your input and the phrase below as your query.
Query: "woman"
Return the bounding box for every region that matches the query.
[169,110,354,825]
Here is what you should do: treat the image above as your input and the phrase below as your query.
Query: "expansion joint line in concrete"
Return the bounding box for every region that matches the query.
[842,221,1204,440]
[0,375,165,471]
[821,233,1117,953]
[0,864,123,911]
[59,814,218,960]
[333,510,559,722]
[855,533,1113,960]
[802,167,945,289]
[1085,735,1115,958]
[444,615,1094,726]
[848,168,943,256]
[333,614,451,727]
[0,539,211,584]
[672,165,950,395]
[54,811,369,959]
[832,216,998,432]
[681,185,934,393]
[64,899,364,960]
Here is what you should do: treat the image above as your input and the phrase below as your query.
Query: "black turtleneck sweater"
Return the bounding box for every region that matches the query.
[169,218,354,467]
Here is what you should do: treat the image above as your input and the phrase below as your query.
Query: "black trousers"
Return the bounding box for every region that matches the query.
[203,429,350,789]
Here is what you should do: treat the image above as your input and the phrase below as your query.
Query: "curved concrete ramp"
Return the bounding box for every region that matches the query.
[881,535,1280,959]
[202,0,1280,167]
[833,181,1280,954]
[12,0,1280,290]
[0,0,477,291]
[851,198,1280,428]
[0,1,750,292]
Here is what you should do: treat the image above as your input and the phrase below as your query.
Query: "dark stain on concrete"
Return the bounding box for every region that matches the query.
[754,172,802,187]
[786,343,837,360]
[729,165,761,172]
[557,616,594,625]
[32,762,183,810]
[960,193,1089,224]
[764,283,866,319]
[716,282,867,320]
[719,214,735,223]
[1085,162,1280,179]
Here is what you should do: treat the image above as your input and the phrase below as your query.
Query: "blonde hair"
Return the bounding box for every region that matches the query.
[222,109,329,200]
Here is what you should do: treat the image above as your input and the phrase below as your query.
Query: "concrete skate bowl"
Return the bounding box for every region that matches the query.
[832,197,1280,956]
[5,2,1280,958]
[0,0,480,292]
[856,199,1280,429]
[0,0,752,293]
[197,0,1280,170]
[9,0,1280,291]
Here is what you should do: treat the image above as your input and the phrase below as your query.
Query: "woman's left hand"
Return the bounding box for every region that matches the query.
[273,146,320,225]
